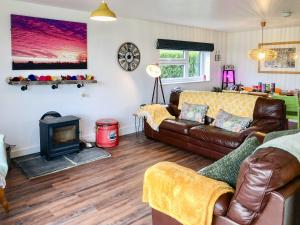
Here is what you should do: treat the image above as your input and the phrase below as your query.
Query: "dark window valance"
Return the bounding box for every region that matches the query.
[156,39,214,52]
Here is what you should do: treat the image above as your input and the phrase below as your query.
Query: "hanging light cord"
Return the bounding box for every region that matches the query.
[260,21,266,48]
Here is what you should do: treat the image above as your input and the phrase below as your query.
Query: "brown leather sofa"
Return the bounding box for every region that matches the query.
[144,91,287,159]
[151,133,300,225]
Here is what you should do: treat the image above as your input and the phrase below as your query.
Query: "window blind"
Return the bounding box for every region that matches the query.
[156,39,214,52]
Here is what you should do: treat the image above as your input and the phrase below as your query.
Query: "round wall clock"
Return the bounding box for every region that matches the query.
[118,42,141,71]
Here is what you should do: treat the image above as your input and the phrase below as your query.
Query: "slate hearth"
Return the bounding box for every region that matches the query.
[14,147,111,179]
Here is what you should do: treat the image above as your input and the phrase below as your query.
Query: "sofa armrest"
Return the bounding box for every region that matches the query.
[166,104,181,117]
[247,132,266,144]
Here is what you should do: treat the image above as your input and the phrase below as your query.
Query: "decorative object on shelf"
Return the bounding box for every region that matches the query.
[118,42,141,71]
[90,1,117,21]
[7,74,97,91]
[11,15,87,70]
[248,21,277,62]
[214,50,221,61]
[222,65,235,90]
[146,64,166,104]
[258,41,300,74]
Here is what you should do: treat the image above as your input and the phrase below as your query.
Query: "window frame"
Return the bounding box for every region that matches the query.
[159,50,210,84]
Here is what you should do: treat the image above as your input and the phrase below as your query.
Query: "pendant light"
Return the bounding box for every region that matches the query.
[90,1,117,21]
[248,21,277,61]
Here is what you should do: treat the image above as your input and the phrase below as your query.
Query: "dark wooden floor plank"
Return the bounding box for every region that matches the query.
[0,134,212,225]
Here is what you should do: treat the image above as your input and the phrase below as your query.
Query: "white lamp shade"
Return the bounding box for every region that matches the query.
[146,64,161,78]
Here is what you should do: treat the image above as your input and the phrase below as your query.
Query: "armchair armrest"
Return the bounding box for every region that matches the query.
[0,135,8,186]
[214,192,234,216]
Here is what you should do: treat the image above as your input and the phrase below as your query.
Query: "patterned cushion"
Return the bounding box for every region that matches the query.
[199,137,260,187]
[264,129,300,143]
[179,103,208,124]
[214,109,252,132]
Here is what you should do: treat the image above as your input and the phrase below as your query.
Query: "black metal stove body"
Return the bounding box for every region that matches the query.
[39,113,80,160]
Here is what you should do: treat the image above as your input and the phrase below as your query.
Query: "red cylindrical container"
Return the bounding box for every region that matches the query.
[96,119,119,148]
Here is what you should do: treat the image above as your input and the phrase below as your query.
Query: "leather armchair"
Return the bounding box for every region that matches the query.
[151,144,300,225]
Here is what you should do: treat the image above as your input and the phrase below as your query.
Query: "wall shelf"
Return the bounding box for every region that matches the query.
[8,80,98,91]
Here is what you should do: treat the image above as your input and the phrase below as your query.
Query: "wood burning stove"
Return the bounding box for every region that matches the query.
[39,113,80,160]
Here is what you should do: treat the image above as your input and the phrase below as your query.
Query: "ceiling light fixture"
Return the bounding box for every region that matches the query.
[248,21,277,62]
[90,1,117,22]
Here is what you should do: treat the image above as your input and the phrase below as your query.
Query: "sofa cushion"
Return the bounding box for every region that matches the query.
[199,137,260,187]
[179,103,208,124]
[160,119,201,135]
[190,125,245,149]
[214,109,252,132]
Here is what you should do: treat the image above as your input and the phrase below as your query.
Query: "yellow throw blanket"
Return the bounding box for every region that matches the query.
[137,104,175,131]
[143,162,234,225]
[178,91,259,119]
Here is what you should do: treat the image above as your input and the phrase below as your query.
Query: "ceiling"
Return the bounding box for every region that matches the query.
[15,0,300,31]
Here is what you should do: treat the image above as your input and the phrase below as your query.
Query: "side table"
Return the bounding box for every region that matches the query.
[133,113,144,136]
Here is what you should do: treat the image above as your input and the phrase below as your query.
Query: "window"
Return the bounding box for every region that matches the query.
[159,50,210,84]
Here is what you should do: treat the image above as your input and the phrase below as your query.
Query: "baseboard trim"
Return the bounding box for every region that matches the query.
[10,125,136,158]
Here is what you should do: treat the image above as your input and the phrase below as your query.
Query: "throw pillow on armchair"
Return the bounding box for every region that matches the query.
[199,137,260,187]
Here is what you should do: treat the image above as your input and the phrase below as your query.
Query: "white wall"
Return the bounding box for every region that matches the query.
[226,26,300,90]
[0,0,227,157]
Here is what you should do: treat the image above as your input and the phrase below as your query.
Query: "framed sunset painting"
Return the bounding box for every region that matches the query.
[11,15,87,70]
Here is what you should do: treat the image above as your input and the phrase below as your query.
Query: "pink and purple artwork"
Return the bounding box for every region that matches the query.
[11,14,87,70]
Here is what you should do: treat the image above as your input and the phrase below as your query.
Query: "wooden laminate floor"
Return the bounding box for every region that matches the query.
[0,134,212,225]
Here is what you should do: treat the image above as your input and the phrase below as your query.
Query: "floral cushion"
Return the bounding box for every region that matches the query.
[213,109,252,132]
[179,103,209,124]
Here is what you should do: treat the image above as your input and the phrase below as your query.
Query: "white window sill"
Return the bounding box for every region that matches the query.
[162,79,210,85]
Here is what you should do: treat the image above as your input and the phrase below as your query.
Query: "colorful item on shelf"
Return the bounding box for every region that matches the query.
[262,83,266,93]
[77,75,85,80]
[51,76,58,81]
[19,76,26,81]
[86,74,94,80]
[11,77,20,81]
[271,83,276,93]
[45,76,52,81]
[39,76,47,81]
[258,82,262,92]
[28,74,36,81]
[266,84,270,92]
[9,74,95,83]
